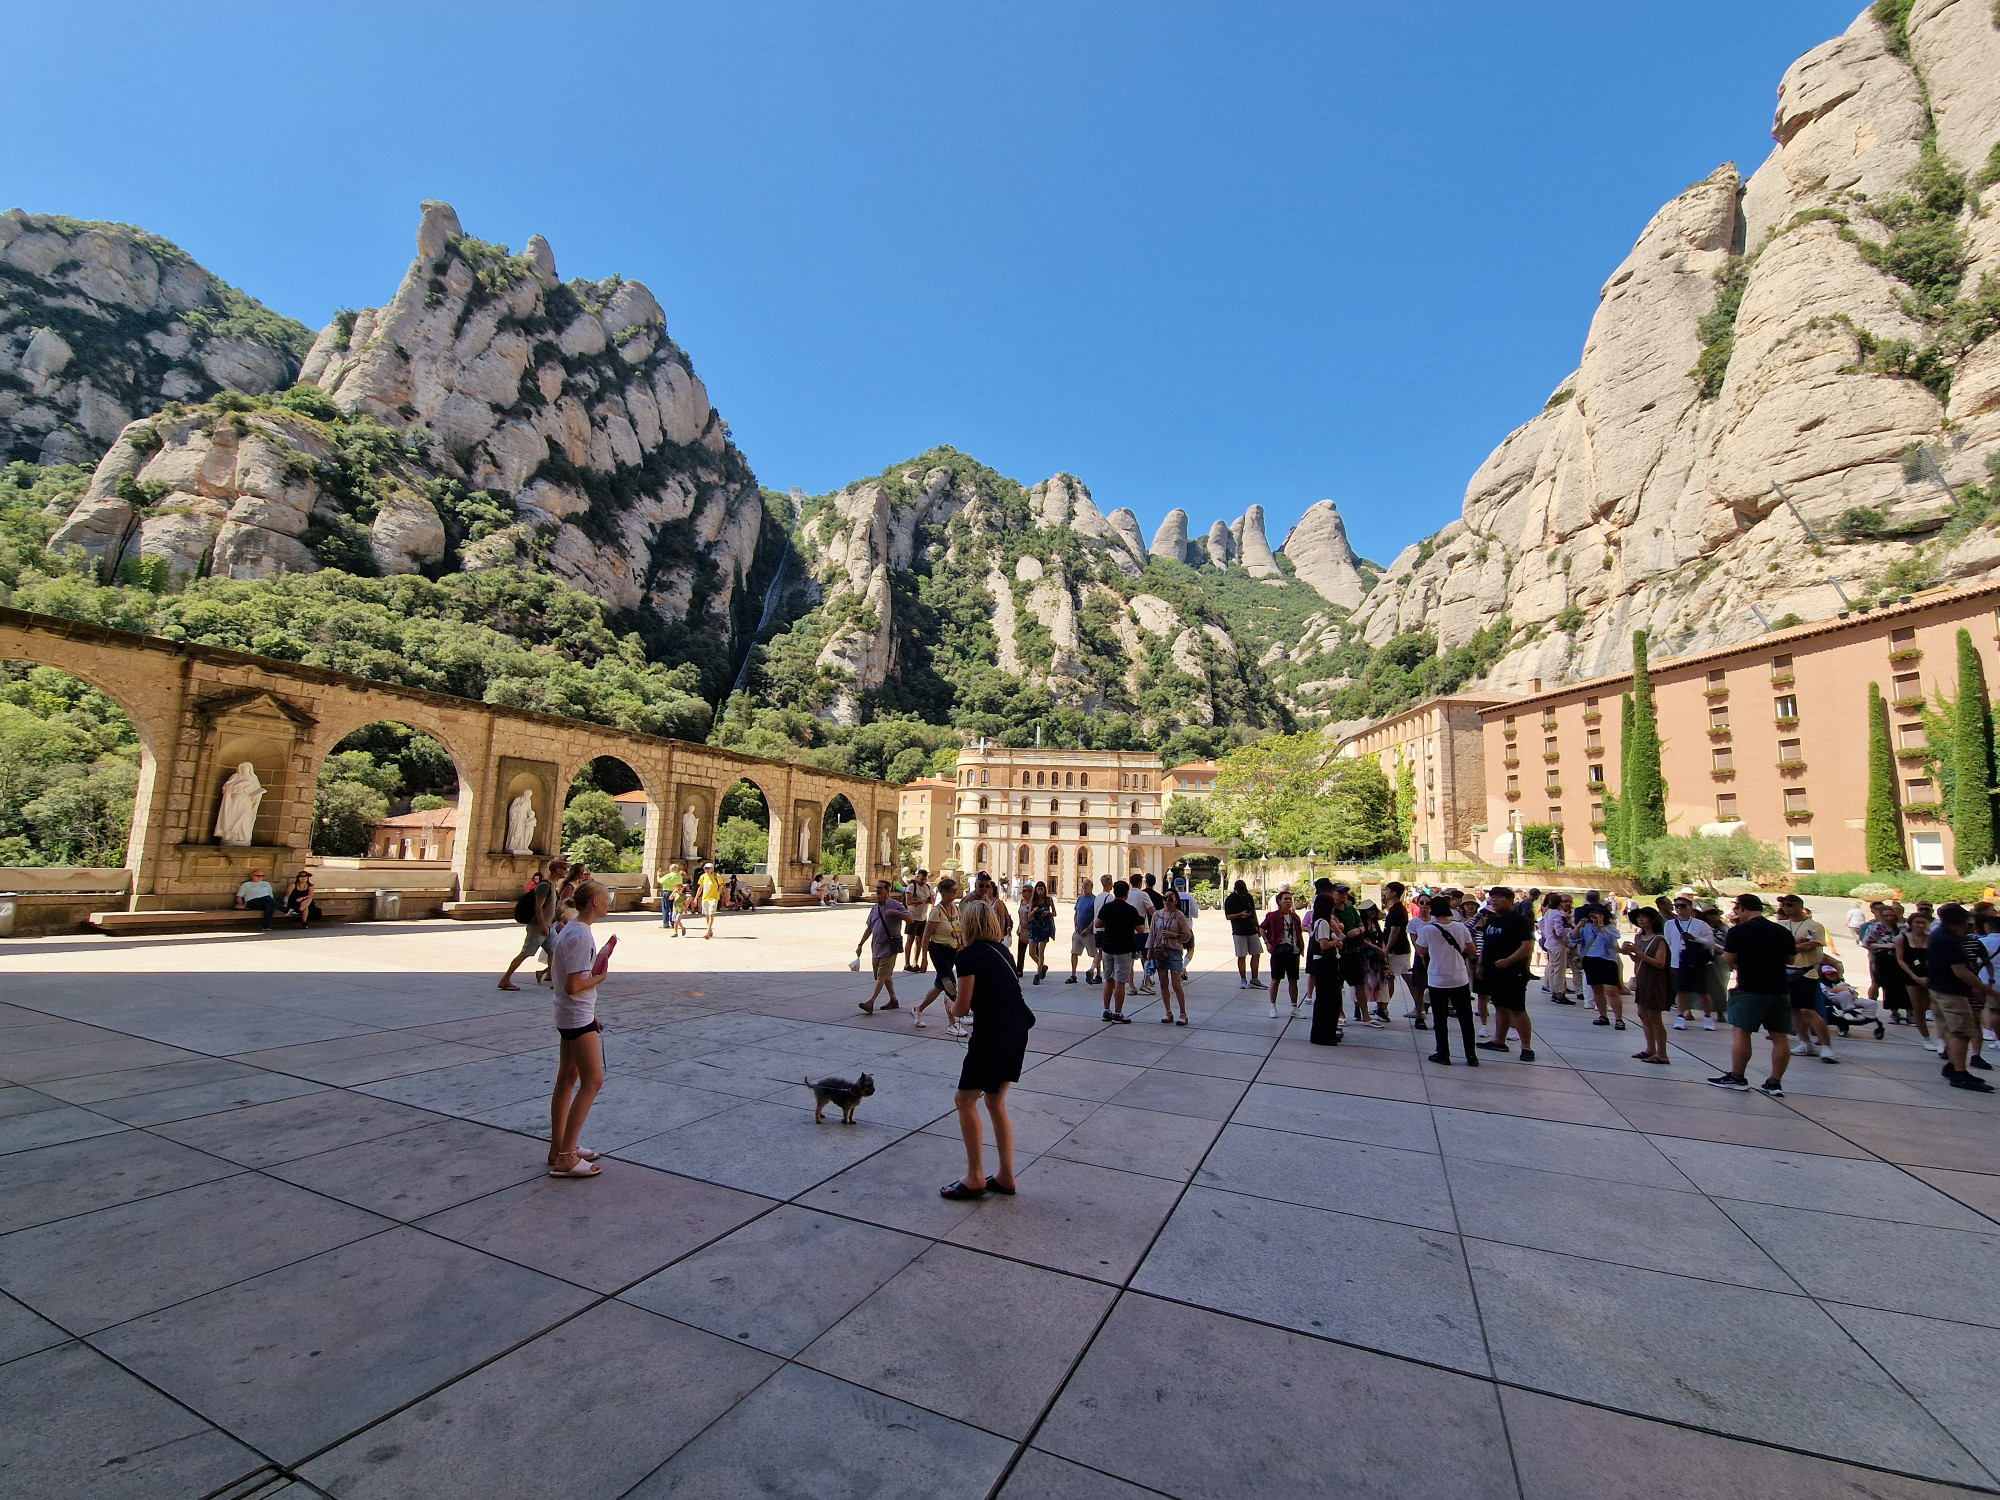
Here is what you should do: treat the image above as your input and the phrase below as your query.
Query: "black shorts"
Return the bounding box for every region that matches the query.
[929,943,960,986]
[1582,957,1622,988]
[1270,949,1301,983]
[958,1024,1029,1094]
[557,1020,602,1041]
[1487,979,1530,1013]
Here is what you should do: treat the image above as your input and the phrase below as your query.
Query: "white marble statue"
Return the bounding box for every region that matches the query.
[681,805,700,860]
[797,815,812,865]
[213,762,265,846]
[879,829,892,867]
[505,790,538,855]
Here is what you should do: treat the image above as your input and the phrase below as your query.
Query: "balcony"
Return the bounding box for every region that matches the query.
[1707,726,1732,740]
[1770,671,1797,687]
[1895,748,1930,763]
[1711,768,1737,780]
[1504,787,1522,800]
[1589,818,1607,831]
[1775,758,1807,775]
[1584,742,1605,757]
[1581,710,1603,723]
[1892,693,1925,712]
[1887,647,1922,664]
[1502,755,1520,768]
[1540,717,1558,731]
[1773,716,1800,730]
[1703,686,1729,701]
[1502,726,1517,739]
[1542,752,1562,763]
[1544,784,1564,797]
[1902,801,1944,821]
[1783,808,1814,823]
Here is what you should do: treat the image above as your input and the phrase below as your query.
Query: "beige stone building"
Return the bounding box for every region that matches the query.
[948,746,1167,894]
[1477,582,2000,875]
[1338,695,1509,862]
[1163,761,1217,811]
[368,806,458,862]
[896,776,958,875]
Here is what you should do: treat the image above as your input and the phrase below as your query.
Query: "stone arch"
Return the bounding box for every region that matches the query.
[558,753,651,875]
[975,841,989,868]
[314,718,462,860]
[823,792,858,878]
[713,774,777,876]
[306,702,482,873]
[0,658,153,871]
[1016,843,1031,873]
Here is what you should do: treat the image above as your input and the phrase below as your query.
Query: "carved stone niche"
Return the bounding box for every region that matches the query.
[790,800,822,869]
[491,757,559,860]
[671,785,712,864]
[189,690,315,851]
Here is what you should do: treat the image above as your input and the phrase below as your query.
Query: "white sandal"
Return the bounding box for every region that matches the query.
[548,1158,601,1177]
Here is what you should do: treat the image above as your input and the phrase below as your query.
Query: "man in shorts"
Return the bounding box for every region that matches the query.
[1774,893,1837,1062]
[1926,903,1998,1092]
[1068,878,1100,984]
[500,859,567,991]
[903,870,934,973]
[1711,893,1797,1097]
[1473,885,1537,1061]
[1094,879,1143,1023]
[1664,893,1718,1030]
[1382,880,1415,1019]
[696,862,725,937]
[1224,880,1263,989]
[1260,888,1305,1016]
[855,879,911,1014]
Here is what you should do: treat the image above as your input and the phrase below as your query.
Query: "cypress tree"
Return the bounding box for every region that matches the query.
[1864,682,1906,872]
[1610,692,1635,865]
[1624,632,1669,847]
[1949,627,1997,873]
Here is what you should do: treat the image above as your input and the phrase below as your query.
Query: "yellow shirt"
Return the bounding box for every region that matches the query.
[697,872,724,903]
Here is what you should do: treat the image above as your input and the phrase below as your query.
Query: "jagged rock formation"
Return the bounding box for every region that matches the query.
[766,449,1281,732]
[1278,500,1366,606]
[0,211,310,467]
[1204,518,1234,566]
[1150,507,1189,563]
[1237,503,1280,577]
[1342,4,2000,695]
[48,202,768,651]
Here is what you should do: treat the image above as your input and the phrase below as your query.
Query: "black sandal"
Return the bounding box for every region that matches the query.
[939,1180,988,1199]
[984,1176,1016,1195]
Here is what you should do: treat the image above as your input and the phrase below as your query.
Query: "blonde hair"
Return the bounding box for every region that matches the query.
[572,879,608,914]
[957,898,1005,944]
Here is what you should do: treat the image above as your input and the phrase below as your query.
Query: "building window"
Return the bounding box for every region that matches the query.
[1593,840,1610,868]
[1777,739,1801,762]
[1078,822,1090,838]
[1900,725,1927,750]
[1585,729,1602,751]
[1905,778,1934,803]
[1065,773,1075,788]
[1018,846,1032,871]
[1772,654,1794,677]
[1504,716,1517,731]
[1076,845,1090,868]
[1893,672,1921,701]
[1788,835,1815,872]
[1783,787,1808,814]
[1716,794,1739,819]
[1587,764,1605,785]
[1020,820,1030,835]
[1710,706,1729,728]
[1130,800,1140,815]
[976,843,989,866]
[1707,669,1726,686]
[1548,806,1563,826]
[978,796,989,811]
[977,819,989,836]
[1584,696,1599,711]
[1890,626,1917,649]
[1774,695,1798,721]
[1129,821,1140,835]
[1545,770,1560,789]
[1911,832,1945,874]
[1712,747,1733,771]
[1048,845,1060,868]
[979,770,989,786]
[1048,821,1059,836]
[1079,773,1089,788]
[1589,801,1604,822]
[1544,736,1558,756]
[1049,798,1059,813]
[1506,775,1519,794]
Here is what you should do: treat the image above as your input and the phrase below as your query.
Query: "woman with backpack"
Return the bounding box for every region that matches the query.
[1307,892,1345,1045]
[499,858,567,991]
[1148,891,1194,1025]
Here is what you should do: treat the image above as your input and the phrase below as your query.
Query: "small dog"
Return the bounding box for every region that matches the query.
[805,1073,875,1124]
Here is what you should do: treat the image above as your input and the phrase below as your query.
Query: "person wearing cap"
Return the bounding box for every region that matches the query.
[1664,894,1719,1031]
[696,861,725,938]
[1774,893,1837,1062]
[1710,893,1797,1097]
[1924,903,1998,1092]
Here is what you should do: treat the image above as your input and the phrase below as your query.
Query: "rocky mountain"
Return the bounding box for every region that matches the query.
[0,210,311,467]
[45,202,776,668]
[745,448,1345,749]
[1326,1,2000,698]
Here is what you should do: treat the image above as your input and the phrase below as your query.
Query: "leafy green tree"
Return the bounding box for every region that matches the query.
[715,816,769,873]
[563,789,629,850]
[319,749,401,801]
[562,834,623,873]
[313,778,388,857]
[1865,682,1906,872]
[821,817,857,875]
[1636,831,1786,893]
[1207,733,1398,860]
[1519,823,1557,865]
[19,760,138,867]
[1607,694,1634,866]
[1949,627,1997,872]
[1623,632,1668,847]
[1164,798,1212,837]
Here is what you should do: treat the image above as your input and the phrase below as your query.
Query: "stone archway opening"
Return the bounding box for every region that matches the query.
[715,778,770,875]
[822,793,857,877]
[314,721,460,859]
[562,755,647,874]
[0,661,142,870]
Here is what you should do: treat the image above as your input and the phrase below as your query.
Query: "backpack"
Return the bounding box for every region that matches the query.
[513,880,543,925]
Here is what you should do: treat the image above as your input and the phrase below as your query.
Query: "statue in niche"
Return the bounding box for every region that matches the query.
[879,829,892,867]
[505,790,538,855]
[681,804,700,860]
[214,762,265,847]
[798,815,813,865]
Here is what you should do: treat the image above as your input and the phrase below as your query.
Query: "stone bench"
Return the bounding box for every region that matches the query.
[443,901,518,921]
[89,896,369,935]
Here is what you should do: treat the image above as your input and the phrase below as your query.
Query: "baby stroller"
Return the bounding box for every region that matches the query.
[1821,958,1884,1040]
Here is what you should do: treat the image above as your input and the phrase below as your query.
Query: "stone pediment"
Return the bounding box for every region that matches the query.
[194,689,317,733]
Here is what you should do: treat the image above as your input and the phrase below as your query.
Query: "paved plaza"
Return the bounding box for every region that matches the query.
[1,905,1997,1498]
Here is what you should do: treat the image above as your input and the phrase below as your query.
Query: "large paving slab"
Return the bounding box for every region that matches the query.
[2,904,1995,1496]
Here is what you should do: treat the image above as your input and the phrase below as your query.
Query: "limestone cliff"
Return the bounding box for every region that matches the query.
[1278,500,1368,609]
[0,211,311,467]
[48,203,769,654]
[1338,4,2000,696]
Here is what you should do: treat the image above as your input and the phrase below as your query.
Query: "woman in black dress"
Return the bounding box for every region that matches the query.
[943,899,1035,1199]
[1307,892,1345,1045]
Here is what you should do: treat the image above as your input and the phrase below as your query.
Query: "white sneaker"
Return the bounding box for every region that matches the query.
[1702,1017,1716,1030]
[1269,1004,1279,1018]
[1820,1047,1838,1063]
[1985,1029,1997,1042]
[1790,1040,1812,1056]
[1924,1038,1943,1053]
[1672,1017,1687,1030]
[1477,1027,1492,1042]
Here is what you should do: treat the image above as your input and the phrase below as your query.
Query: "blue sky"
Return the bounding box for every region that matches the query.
[9,1,1858,564]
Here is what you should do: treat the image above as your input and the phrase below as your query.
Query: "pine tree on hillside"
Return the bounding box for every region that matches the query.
[1949,628,1997,873]
[1624,633,1668,848]
[1864,682,1906,873]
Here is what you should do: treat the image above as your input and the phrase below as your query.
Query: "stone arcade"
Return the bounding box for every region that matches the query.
[0,606,897,912]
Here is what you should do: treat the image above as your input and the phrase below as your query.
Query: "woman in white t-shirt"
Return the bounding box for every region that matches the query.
[547,880,611,1178]
[1413,894,1479,1066]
